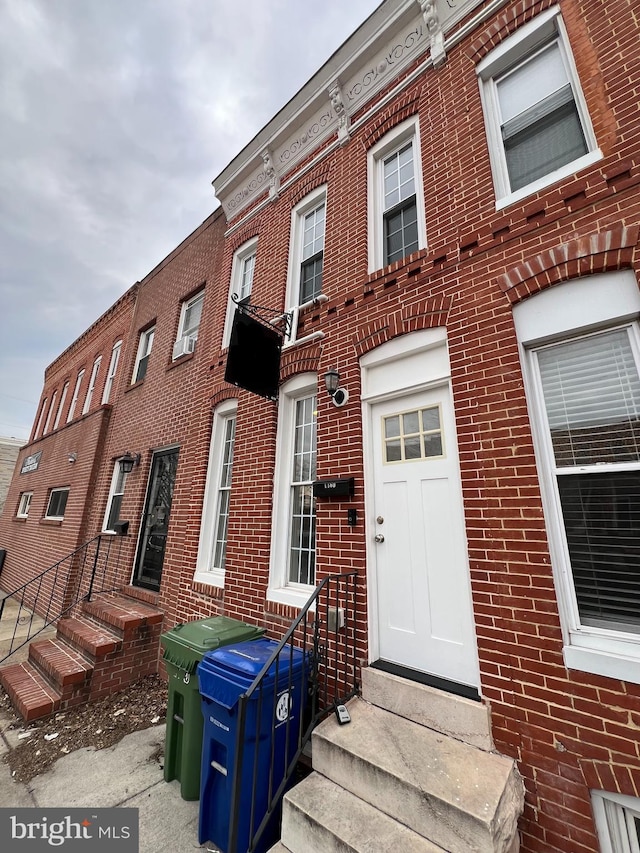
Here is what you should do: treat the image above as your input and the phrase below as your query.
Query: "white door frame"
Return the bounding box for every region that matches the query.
[360,328,480,687]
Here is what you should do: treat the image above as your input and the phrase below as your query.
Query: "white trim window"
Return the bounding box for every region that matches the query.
[102,341,122,404]
[223,239,258,347]
[45,488,69,520]
[82,356,102,415]
[173,290,204,360]
[53,381,69,431]
[285,187,326,344]
[477,6,600,208]
[42,390,57,436]
[16,492,33,518]
[514,271,640,683]
[367,115,427,273]
[592,790,640,853]
[196,400,238,587]
[66,370,85,423]
[103,461,128,533]
[34,397,47,439]
[269,374,318,607]
[132,326,155,384]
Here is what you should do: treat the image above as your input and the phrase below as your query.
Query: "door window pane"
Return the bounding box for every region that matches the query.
[383,406,443,463]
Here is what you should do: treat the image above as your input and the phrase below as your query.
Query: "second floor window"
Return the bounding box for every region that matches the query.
[45,487,69,520]
[223,239,258,347]
[102,341,122,404]
[132,327,155,384]
[82,356,102,415]
[173,290,204,360]
[17,492,33,518]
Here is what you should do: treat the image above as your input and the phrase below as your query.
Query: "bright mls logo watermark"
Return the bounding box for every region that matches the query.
[0,808,138,851]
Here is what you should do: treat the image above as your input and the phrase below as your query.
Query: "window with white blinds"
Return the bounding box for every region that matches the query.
[535,327,640,631]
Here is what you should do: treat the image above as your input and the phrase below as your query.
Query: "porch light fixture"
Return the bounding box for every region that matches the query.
[119,452,141,475]
[324,368,349,408]
[67,451,77,464]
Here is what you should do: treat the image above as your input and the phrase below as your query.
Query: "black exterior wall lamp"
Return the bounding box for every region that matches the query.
[323,368,349,408]
[119,452,141,475]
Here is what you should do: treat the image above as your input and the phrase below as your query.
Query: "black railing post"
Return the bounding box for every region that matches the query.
[86,535,102,602]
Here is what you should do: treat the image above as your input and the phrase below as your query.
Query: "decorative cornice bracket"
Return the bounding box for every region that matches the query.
[418,0,446,67]
[261,147,280,201]
[328,79,350,145]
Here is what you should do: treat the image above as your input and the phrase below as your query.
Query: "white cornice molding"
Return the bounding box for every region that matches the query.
[214,0,501,220]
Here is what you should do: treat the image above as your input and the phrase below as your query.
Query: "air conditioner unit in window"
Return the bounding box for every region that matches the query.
[172,336,196,360]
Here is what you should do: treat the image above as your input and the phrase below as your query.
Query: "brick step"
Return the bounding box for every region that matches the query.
[29,638,93,693]
[121,585,160,607]
[0,661,62,722]
[81,593,163,634]
[57,616,122,658]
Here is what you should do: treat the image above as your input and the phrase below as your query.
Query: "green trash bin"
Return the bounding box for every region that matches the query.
[161,616,265,800]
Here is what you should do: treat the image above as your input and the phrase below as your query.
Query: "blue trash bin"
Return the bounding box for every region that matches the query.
[197,638,308,853]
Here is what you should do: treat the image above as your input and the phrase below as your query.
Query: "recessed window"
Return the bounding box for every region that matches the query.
[223,239,258,347]
[368,116,426,273]
[103,461,128,532]
[102,341,122,404]
[132,327,155,384]
[66,370,85,423]
[269,374,318,606]
[173,290,204,360]
[45,488,69,520]
[34,397,48,440]
[196,400,238,586]
[477,7,600,207]
[514,270,640,683]
[16,492,33,518]
[592,790,640,853]
[82,356,102,415]
[42,390,57,436]
[53,381,69,431]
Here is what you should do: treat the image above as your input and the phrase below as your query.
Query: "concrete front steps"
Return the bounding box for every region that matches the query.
[0,587,163,722]
[275,667,524,853]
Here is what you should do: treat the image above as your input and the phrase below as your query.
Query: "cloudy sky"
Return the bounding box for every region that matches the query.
[0,0,381,440]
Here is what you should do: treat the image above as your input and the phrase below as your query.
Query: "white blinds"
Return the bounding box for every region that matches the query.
[537,329,640,466]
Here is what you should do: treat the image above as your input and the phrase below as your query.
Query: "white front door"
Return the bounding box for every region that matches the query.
[369,383,478,688]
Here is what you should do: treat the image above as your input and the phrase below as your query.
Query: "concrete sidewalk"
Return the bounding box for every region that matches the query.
[0,711,220,853]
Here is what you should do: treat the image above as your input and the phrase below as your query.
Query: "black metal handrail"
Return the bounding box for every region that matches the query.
[225,571,359,853]
[0,533,126,664]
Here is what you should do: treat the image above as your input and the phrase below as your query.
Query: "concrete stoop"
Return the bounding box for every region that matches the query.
[0,588,163,721]
[274,668,524,853]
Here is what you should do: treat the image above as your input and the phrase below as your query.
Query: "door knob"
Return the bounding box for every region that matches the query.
[374,533,385,543]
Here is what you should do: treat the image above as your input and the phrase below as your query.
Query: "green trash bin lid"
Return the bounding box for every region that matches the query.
[161,616,264,674]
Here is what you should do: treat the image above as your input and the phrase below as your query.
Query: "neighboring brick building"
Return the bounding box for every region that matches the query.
[2,0,640,850]
[0,436,22,517]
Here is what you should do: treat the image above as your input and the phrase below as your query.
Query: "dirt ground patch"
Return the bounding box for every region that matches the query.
[0,675,168,783]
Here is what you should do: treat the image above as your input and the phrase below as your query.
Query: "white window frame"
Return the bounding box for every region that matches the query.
[102,341,122,404]
[132,327,155,384]
[102,460,128,533]
[593,790,640,853]
[67,370,85,423]
[195,399,238,587]
[173,290,204,360]
[477,6,601,209]
[268,373,318,609]
[45,487,69,520]
[16,492,33,518]
[284,187,327,345]
[367,115,427,274]
[514,270,640,684]
[82,356,102,415]
[223,238,258,348]
[42,390,57,436]
[53,381,69,431]
[34,397,48,439]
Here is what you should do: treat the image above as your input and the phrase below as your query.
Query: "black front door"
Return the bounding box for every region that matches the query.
[133,448,179,590]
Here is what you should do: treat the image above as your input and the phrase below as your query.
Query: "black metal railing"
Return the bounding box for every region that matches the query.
[226,571,359,853]
[0,533,126,664]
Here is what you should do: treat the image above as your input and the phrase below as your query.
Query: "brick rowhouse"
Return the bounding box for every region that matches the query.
[2,0,640,850]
